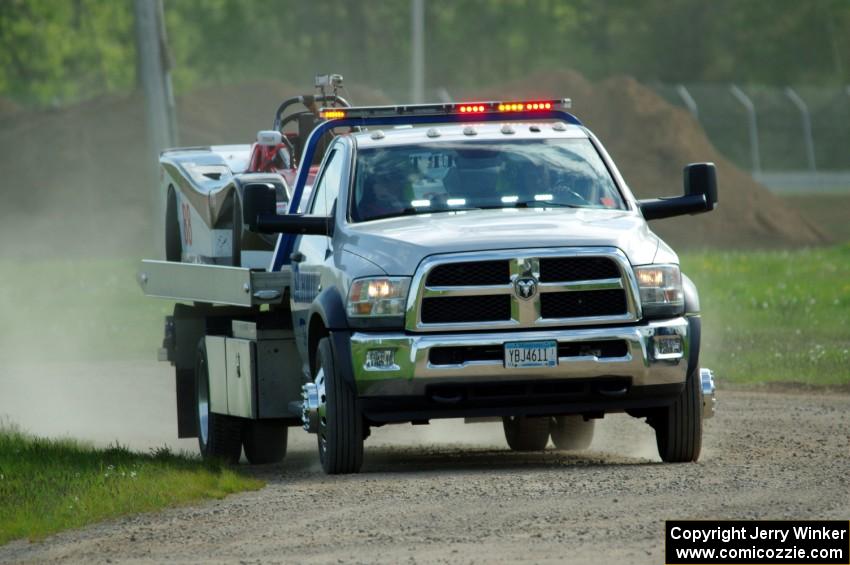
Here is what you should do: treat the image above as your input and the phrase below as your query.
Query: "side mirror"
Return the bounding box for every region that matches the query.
[242,183,276,229]
[243,183,332,236]
[638,162,718,221]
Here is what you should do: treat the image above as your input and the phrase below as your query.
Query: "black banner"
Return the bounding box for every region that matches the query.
[666,520,849,564]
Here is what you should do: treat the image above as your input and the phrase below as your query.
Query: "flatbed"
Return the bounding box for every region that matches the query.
[138,260,290,307]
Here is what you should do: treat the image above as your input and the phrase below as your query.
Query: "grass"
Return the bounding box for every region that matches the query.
[0,425,263,545]
[682,244,850,385]
[1,246,848,382]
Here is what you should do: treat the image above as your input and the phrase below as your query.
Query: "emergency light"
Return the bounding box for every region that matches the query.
[318,99,570,120]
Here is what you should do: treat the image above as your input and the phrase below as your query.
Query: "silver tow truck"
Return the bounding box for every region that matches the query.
[139,94,718,474]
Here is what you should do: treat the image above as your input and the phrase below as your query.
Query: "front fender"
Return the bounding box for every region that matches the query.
[310,286,349,331]
[306,288,357,390]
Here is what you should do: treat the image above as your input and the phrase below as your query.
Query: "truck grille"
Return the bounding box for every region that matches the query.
[421,295,511,324]
[427,260,510,286]
[539,289,627,318]
[539,257,621,282]
[407,248,639,331]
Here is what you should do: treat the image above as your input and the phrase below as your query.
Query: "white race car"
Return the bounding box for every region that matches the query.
[161,77,349,268]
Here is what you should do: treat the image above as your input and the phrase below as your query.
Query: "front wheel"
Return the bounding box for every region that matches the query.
[502,416,550,451]
[196,340,243,463]
[550,415,595,451]
[315,337,364,474]
[651,365,703,462]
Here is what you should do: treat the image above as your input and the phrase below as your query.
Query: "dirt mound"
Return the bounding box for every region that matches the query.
[0,73,825,258]
[476,70,827,247]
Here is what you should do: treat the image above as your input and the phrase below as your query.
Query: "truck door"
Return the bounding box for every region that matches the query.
[290,146,345,368]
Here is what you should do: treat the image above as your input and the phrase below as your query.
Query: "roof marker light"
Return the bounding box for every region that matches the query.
[320,109,346,119]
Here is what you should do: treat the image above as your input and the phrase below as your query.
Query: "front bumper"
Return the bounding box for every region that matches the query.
[350,317,689,398]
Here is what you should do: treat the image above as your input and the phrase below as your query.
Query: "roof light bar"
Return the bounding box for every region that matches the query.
[318,98,571,120]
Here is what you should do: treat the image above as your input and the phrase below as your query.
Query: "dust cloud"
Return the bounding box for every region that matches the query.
[362,415,661,461]
[0,98,170,451]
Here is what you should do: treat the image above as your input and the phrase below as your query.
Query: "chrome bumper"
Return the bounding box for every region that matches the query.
[350,317,690,397]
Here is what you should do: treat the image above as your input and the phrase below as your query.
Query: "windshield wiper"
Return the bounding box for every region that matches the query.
[363,206,482,221]
[362,201,585,221]
[512,200,586,209]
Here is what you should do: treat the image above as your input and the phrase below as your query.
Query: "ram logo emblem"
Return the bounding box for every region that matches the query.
[514,277,538,300]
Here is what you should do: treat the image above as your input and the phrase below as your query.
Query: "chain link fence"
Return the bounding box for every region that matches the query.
[652,83,850,193]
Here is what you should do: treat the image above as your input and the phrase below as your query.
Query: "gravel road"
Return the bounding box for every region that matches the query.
[1,362,848,564]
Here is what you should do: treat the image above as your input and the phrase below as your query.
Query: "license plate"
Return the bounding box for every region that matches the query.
[504,340,558,369]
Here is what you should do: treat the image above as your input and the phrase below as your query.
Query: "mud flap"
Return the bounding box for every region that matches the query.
[176,368,197,438]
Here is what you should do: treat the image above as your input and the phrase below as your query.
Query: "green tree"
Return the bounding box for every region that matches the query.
[0,0,135,106]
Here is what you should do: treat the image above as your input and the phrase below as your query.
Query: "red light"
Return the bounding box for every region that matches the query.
[544,102,552,109]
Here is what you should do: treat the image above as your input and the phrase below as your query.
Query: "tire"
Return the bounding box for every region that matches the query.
[165,186,182,262]
[243,420,288,464]
[550,415,595,451]
[196,340,243,464]
[502,416,550,451]
[315,337,364,474]
[231,195,242,267]
[652,365,703,463]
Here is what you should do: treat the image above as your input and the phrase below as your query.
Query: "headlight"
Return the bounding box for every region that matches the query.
[634,264,684,318]
[346,277,411,318]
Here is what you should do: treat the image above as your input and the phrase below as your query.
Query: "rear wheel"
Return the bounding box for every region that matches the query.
[651,365,703,462]
[550,415,595,451]
[315,337,364,474]
[243,420,288,464]
[196,340,243,463]
[502,416,550,451]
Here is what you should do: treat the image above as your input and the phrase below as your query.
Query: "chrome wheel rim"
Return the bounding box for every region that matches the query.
[314,367,328,460]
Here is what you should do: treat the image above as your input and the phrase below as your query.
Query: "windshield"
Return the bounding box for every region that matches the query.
[350,138,625,222]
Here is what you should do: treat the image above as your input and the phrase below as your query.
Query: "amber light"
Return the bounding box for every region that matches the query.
[498,101,553,112]
[320,109,346,119]
[458,105,487,113]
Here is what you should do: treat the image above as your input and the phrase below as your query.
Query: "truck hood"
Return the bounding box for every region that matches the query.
[342,208,663,275]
